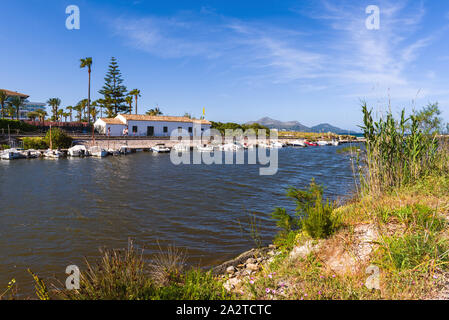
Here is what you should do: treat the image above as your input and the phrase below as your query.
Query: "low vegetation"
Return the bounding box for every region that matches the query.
[0,119,37,133]
[210,121,270,136]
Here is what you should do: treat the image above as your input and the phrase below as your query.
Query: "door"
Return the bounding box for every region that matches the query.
[147,126,154,136]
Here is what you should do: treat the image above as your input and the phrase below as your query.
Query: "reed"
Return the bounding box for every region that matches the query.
[359,103,442,196]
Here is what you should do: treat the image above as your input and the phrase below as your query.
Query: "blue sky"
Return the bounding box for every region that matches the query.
[1,0,448,131]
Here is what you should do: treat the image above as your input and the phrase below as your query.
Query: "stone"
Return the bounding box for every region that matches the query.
[246,263,260,271]
[246,258,256,264]
[226,266,236,274]
[289,240,321,260]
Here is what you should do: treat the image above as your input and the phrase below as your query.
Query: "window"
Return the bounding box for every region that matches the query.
[188,127,192,133]
[163,126,168,133]
[132,126,138,133]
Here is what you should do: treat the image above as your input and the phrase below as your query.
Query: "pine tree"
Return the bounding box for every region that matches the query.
[99,57,128,117]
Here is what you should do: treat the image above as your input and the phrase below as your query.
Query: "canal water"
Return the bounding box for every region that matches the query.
[0,145,357,295]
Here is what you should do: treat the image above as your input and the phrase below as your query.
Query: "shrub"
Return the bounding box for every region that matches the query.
[43,128,72,149]
[0,119,37,132]
[272,180,340,240]
[22,137,48,150]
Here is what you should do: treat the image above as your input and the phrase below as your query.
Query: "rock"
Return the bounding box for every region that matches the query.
[226,266,236,275]
[246,258,256,264]
[224,277,242,291]
[246,263,260,271]
[289,240,321,260]
[269,244,276,249]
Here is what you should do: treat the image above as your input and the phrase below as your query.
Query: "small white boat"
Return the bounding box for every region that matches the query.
[270,141,285,148]
[44,149,63,159]
[173,143,190,152]
[151,144,171,153]
[22,149,41,158]
[108,149,121,156]
[258,142,274,149]
[317,140,330,146]
[219,143,243,151]
[119,146,132,155]
[332,140,340,146]
[1,149,23,160]
[289,140,306,147]
[89,146,108,158]
[68,145,88,157]
[196,144,214,152]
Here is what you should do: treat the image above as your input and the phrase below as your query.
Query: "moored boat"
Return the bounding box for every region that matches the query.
[152,144,171,153]
[68,145,89,157]
[304,141,318,147]
[196,144,214,152]
[289,140,306,147]
[43,149,63,159]
[89,146,108,158]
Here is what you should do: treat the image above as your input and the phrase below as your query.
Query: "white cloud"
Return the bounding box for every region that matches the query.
[111,1,447,105]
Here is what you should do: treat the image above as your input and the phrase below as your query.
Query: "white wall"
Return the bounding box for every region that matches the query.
[95,119,211,137]
[126,120,211,137]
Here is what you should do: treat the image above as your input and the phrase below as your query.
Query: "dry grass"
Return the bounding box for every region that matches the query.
[149,243,186,286]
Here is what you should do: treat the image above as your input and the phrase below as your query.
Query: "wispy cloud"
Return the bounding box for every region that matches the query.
[111,1,446,103]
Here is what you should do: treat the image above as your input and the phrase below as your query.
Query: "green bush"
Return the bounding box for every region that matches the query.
[22,137,48,150]
[0,119,37,132]
[43,128,72,149]
[272,180,340,240]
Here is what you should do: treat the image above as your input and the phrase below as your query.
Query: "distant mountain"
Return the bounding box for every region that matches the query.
[245,118,359,134]
[310,123,358,135]
[245,117,311,132]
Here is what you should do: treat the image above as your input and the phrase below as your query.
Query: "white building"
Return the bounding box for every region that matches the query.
[94,114,212,137]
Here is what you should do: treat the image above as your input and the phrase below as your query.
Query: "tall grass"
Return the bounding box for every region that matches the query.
[359,103,441,195]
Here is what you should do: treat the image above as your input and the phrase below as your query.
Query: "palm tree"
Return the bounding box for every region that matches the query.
[128,89,141,114]
[36,109,47,124]
[125,96,133,114]
[10,96,24,120]
[0,90,8,119]
[62,112,70,122]
[80,57,93,124]
[57,109,64,122]
[47,98,61,121]
[74,104,83,122]
[90,107,99,122]
[66,106,73,122]
[27,111,39,121]
[146,107,163,116]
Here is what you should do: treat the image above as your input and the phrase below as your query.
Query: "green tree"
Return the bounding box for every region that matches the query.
[74,103,83,122]
[36,109,47,124]
[99,57,128,116]
[0,90,8,119]
[10,96,24,120]
[414,103,443,134]
[66,106,73,122]
[43,128,73,149]
[80,57,93,124]
[47,98,61,121]
[27,111,40,121]
[125,96,133,114]
[146,107,163,116]
[128,89,141,114]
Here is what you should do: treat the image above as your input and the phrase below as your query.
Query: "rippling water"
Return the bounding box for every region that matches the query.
[0,145,356,294]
